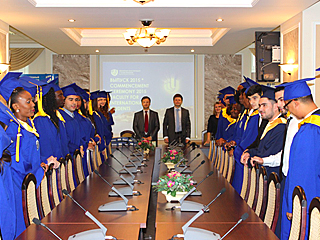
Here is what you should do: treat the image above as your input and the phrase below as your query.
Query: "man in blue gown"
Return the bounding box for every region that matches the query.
[280,78,319,240]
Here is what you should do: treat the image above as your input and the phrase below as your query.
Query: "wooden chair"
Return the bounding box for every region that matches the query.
[255,166,268,220]
[57,157,68,197]
[73,149,85,185]
[208,140,213,160]
[288,186,307,240]
[201,129,208,146]
[49,166,61,208]
[215,146,221,169]
[120,130,135,138]
[219,149,225,173]
[222,150,229,178]
[226,155,235,184]
[247,164,259,210]
[37,166,53,219]
[65,154,76,192]
[240,164,251,202]
[264,172,281,232]
[22,173,40,227]
[86,149,93,175]
[308,197,320,240]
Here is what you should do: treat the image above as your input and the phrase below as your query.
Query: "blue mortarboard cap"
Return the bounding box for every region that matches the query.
[316,67,320,71]
[261,85,276,101]
[240,82,250,89]
[90,91,101,100]
[219,86,235,95]
[217,94,223,100]
[61,85,78,97]
[0,125,11,159]
[1,72,23,82]
[244,77,259,94]
[281,78,315,101]
[0,101,19,126]
[0,77,23,102]
[227,95,236,104]
[41,83,57,96]
[80,92,89,102]
[18,76,47,97]
[50,83,61,92]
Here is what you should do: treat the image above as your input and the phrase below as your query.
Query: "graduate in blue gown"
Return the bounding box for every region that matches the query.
[0,106,17,240]
[58,86,84,156]
[280,78,319,240]
[241,89,286,177]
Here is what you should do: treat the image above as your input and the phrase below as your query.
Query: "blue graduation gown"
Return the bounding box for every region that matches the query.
[6,119,44,237]
[97,111,113,146]
[215,108,231,140]
[58,109,82,155]
[33,115,64,162]
[231,109,249,145]
[0,162,17,240]
[92,111,107,152]
[281,110,320,240]
[247,117,286,176]
[232,111,259,193]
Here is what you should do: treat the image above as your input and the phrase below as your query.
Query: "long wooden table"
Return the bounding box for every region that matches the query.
[155,147,279,240]
[16,147,154,239]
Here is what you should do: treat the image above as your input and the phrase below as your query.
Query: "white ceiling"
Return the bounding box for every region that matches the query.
[1,0,319,55]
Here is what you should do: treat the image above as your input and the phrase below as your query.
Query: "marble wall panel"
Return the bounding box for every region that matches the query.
[53,54,90,89]
[283,28,299,82]
[204,54,242,128]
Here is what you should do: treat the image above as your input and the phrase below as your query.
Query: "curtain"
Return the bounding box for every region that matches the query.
[9,48,44,71]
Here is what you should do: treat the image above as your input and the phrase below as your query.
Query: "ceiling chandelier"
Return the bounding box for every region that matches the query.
[123,20,171,48]
[133,0,154,5]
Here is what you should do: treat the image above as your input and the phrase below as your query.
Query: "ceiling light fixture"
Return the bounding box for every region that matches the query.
[0,63,10,74]
[191,49,195,53]
[68,19,76,23]
[123,20,170,48]
[216,18,224,22]
[95,49,100,53]
[133,0,154,5]
[279,63,298,75]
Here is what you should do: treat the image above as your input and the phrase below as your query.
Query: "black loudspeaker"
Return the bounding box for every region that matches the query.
[255,31,280,82]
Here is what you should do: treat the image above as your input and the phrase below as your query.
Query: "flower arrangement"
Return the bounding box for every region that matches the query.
[153,171,194,197]
[160,149,184,164]
[137,139,155,151]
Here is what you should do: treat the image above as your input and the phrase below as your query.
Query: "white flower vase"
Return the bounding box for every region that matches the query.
[144,149,150,157]
[162,191,188,202]
[164,162,175,170]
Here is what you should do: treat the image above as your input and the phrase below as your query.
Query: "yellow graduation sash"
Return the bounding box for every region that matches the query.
[221,107,234,124]
[244,109,259,130]
[299,114,320,129]
[260,117,286,140]
[56,110,65,123]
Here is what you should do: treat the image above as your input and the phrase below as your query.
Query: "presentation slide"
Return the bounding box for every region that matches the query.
[100,55,195,138]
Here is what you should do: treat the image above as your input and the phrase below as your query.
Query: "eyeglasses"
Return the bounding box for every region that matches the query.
[283,99,293,109]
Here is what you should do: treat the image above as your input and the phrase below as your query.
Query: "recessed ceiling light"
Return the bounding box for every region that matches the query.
[95,49,100,53]
[68,19,76,23]
[191,49,195,53]
[216,18,224,22]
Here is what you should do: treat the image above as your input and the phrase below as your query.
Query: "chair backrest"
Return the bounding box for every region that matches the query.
[91,146,98,171]
[120,130,135,138]
[226,155,235,183]
[98,148,104,166]
[65,154,76,192]
[308,197,320,240]
[247,164,259,210]
[255,166,268,220]
[58,158,69,194]
[215,146,221,169]
[222,150,229,178]
[288,186,307,240]
[37,170,52,218]
[108,142,112,156]
[219,149,225,173]
[22,173,40,227]
[73,150,84,185]
[240,165,251,201]
[208,140,213,160]
[264,172,281,232]
[86,149,92,174]
[49,167,61,207]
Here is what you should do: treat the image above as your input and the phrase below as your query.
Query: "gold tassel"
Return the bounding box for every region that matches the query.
[16,125,21,162]
[88,100,93,115]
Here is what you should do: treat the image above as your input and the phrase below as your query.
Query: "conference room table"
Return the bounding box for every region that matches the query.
[155,147,279,240]
[16,147,154,240]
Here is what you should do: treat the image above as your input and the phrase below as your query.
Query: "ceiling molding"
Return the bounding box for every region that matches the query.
[61,28,229,47]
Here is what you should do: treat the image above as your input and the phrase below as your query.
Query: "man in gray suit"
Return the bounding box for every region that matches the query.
[133,96,160,145]
[163,93,191,145]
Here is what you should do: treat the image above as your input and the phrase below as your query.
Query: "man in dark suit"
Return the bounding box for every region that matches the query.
[133,96,160,145]
[163,93,191,145]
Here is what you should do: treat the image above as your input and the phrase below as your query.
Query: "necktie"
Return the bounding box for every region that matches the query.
[176,108,181,132]
[144,111,149,133]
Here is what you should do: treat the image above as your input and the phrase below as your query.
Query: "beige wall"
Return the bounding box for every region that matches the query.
[0,19,9,80]
[282,27,299,82]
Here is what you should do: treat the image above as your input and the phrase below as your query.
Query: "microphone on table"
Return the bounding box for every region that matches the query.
[191,160,205,174]
[62,189,117,240]
[170,188,227,240]
[123,143,145,163]
[93,170,139,211]
[173,156,186,168]
[110,154,137,178]
[176,153,201,173]
[171,171,214,212]
[220,213,249,240]
[32,218,62,240]
[116,147,143,170]
[184,143,199,157]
